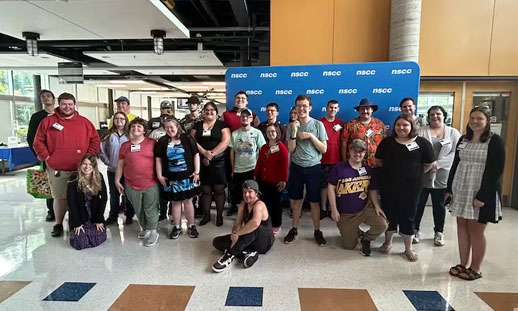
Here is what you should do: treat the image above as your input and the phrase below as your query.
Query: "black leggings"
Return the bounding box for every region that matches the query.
[213,225,274,256]
[200,184,226,218]
[258,178,283,228]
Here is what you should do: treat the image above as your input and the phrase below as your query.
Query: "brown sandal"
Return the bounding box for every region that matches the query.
[449,264,467,276]
[404,249,418,262]
[458,268,482,281]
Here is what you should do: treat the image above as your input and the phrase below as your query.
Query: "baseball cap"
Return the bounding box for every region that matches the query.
[160,100,172,109]
[186,96,200,105]
[114,96,129,103]
[350,139,367,150]
[242,180,261,195]
[240,108,252,116]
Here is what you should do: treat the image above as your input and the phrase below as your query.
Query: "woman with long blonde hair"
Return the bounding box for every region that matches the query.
[68,155,108,250]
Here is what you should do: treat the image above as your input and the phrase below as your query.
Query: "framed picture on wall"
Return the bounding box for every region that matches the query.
[177,98,189,109]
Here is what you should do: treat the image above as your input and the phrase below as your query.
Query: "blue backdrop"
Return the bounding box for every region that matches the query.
[225,61,420,129]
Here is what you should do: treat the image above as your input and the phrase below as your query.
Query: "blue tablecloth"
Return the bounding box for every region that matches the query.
[0,146,38,170]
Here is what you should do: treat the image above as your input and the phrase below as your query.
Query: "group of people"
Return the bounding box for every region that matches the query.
[27,89,505,279]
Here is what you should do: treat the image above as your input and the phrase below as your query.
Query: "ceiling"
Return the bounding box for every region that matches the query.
[0,0,270,97]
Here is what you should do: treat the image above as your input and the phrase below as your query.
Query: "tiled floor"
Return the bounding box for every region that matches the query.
[1,165,518,310]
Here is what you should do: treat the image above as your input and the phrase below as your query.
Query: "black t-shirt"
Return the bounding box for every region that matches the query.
[192,120,228,159]
[375,136,435,193]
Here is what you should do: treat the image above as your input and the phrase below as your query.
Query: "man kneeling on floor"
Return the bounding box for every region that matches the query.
[212,180,275,272]
[327,139,388,256]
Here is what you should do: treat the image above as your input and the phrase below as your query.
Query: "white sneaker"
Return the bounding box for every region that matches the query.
[434,232,445,246]
[144,232,159,247]
[412,231,420,244]
[138,230,150,239]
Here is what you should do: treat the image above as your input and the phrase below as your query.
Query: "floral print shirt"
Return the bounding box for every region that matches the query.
[341,117,387,167]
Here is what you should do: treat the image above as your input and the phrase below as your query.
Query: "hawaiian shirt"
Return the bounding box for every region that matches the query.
[180,113,203,133]
[341,117,387,167]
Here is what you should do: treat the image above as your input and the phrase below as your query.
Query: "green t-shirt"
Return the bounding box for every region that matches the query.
[230,127,266,173]
[287,118,328,167]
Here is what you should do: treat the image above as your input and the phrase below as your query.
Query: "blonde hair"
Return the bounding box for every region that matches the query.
[77,155,102,195]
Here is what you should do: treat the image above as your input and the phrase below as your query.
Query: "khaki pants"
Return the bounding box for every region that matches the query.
[47,168,73,200]
[124,184,160,230]
[336,201,388,250]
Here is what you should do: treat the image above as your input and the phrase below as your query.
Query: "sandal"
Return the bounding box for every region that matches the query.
[404,249,418,262]
[458,268,482,281]
[379,243,392,254]
[449,264,467,276]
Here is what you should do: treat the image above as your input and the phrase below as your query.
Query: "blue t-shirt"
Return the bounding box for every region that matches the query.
[327,161,378,214]
[167,143,187,173]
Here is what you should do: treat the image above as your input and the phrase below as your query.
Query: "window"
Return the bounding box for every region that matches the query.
[417,93,454,126]
[13,71,34,96]
[0,70,9,94]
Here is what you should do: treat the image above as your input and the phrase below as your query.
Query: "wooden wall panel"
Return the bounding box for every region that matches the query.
[419,0,494,76]
[332,0,390,63]
[489,0,518,75]
[270,0,334,65]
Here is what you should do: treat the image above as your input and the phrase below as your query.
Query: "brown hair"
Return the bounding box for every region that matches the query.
[76,155,102,195]
[466,106,492,142]
[266,123,282,143]
[58,92,76,104]
[163,116,183,139]
[391,115,417,138]
[128,117,148,133]
[102,112,129,142]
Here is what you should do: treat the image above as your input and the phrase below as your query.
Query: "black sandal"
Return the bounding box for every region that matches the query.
[458,268,482,280]
[449,264,467,276]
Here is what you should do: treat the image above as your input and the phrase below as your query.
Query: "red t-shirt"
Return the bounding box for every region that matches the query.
[319,117,343,164]
[119,137,157,190]
[223,109,259,132]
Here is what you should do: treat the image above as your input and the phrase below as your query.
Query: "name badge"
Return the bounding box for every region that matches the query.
[365,129,374,137]
[130,144,141,152]
[457,142,467,150]
[152,122,160,128]
[406,142,420,151]
[236,111,241,117]
[52,123,64,131]
[202,129,211,137]
[357,167,367,176]
[333,124,343,132]
[270,145,280,153]
[439,139,451,146]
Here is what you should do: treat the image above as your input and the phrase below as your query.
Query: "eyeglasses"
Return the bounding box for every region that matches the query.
[113,118,125,121]
[266,109,277,113]
[204,109,216,112]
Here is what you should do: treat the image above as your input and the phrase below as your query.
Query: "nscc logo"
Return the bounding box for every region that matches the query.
[389,106,402,112]
[290,71,309,77]
[306,89,324,95]
[322,70,341,76]
[230,73,247,78]
[275,90,293,95]
[356,70,376,76]
[391,69,412,75]
[338,88,358,94]
[246,90,262,95]
[260,72,277,78]
[372,88,392,94]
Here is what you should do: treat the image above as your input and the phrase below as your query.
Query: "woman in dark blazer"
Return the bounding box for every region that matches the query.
[68,154,108,250]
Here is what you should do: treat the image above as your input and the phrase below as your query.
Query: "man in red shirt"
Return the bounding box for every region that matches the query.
[319,100,343,218]
[222,91,260,132]
[33,93,100,237]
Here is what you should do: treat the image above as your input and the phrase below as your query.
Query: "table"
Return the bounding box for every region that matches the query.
[0,146,38,173]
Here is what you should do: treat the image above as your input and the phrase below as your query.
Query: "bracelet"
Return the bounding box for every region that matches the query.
[290,136,297,140]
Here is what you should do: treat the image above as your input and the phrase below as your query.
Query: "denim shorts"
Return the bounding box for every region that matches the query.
[287,163,321,203]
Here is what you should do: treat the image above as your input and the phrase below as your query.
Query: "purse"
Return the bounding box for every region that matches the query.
[26,162,52,199]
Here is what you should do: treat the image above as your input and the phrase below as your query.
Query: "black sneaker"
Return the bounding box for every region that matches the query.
[319,210,327,220]
[314,230,326,246]
[187,225,199,238]
[158,214,167,222]
[212,252,235,272]
[360,238,372,256]
[104,218,117,226]
[226,205,237,216]
[45,212,55,222]
[124,218,133,225]
[51,224,63,237]
[169,226,182,239]
[284,228,298,244]
[216,216,223,227]
[243,251,259,268]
